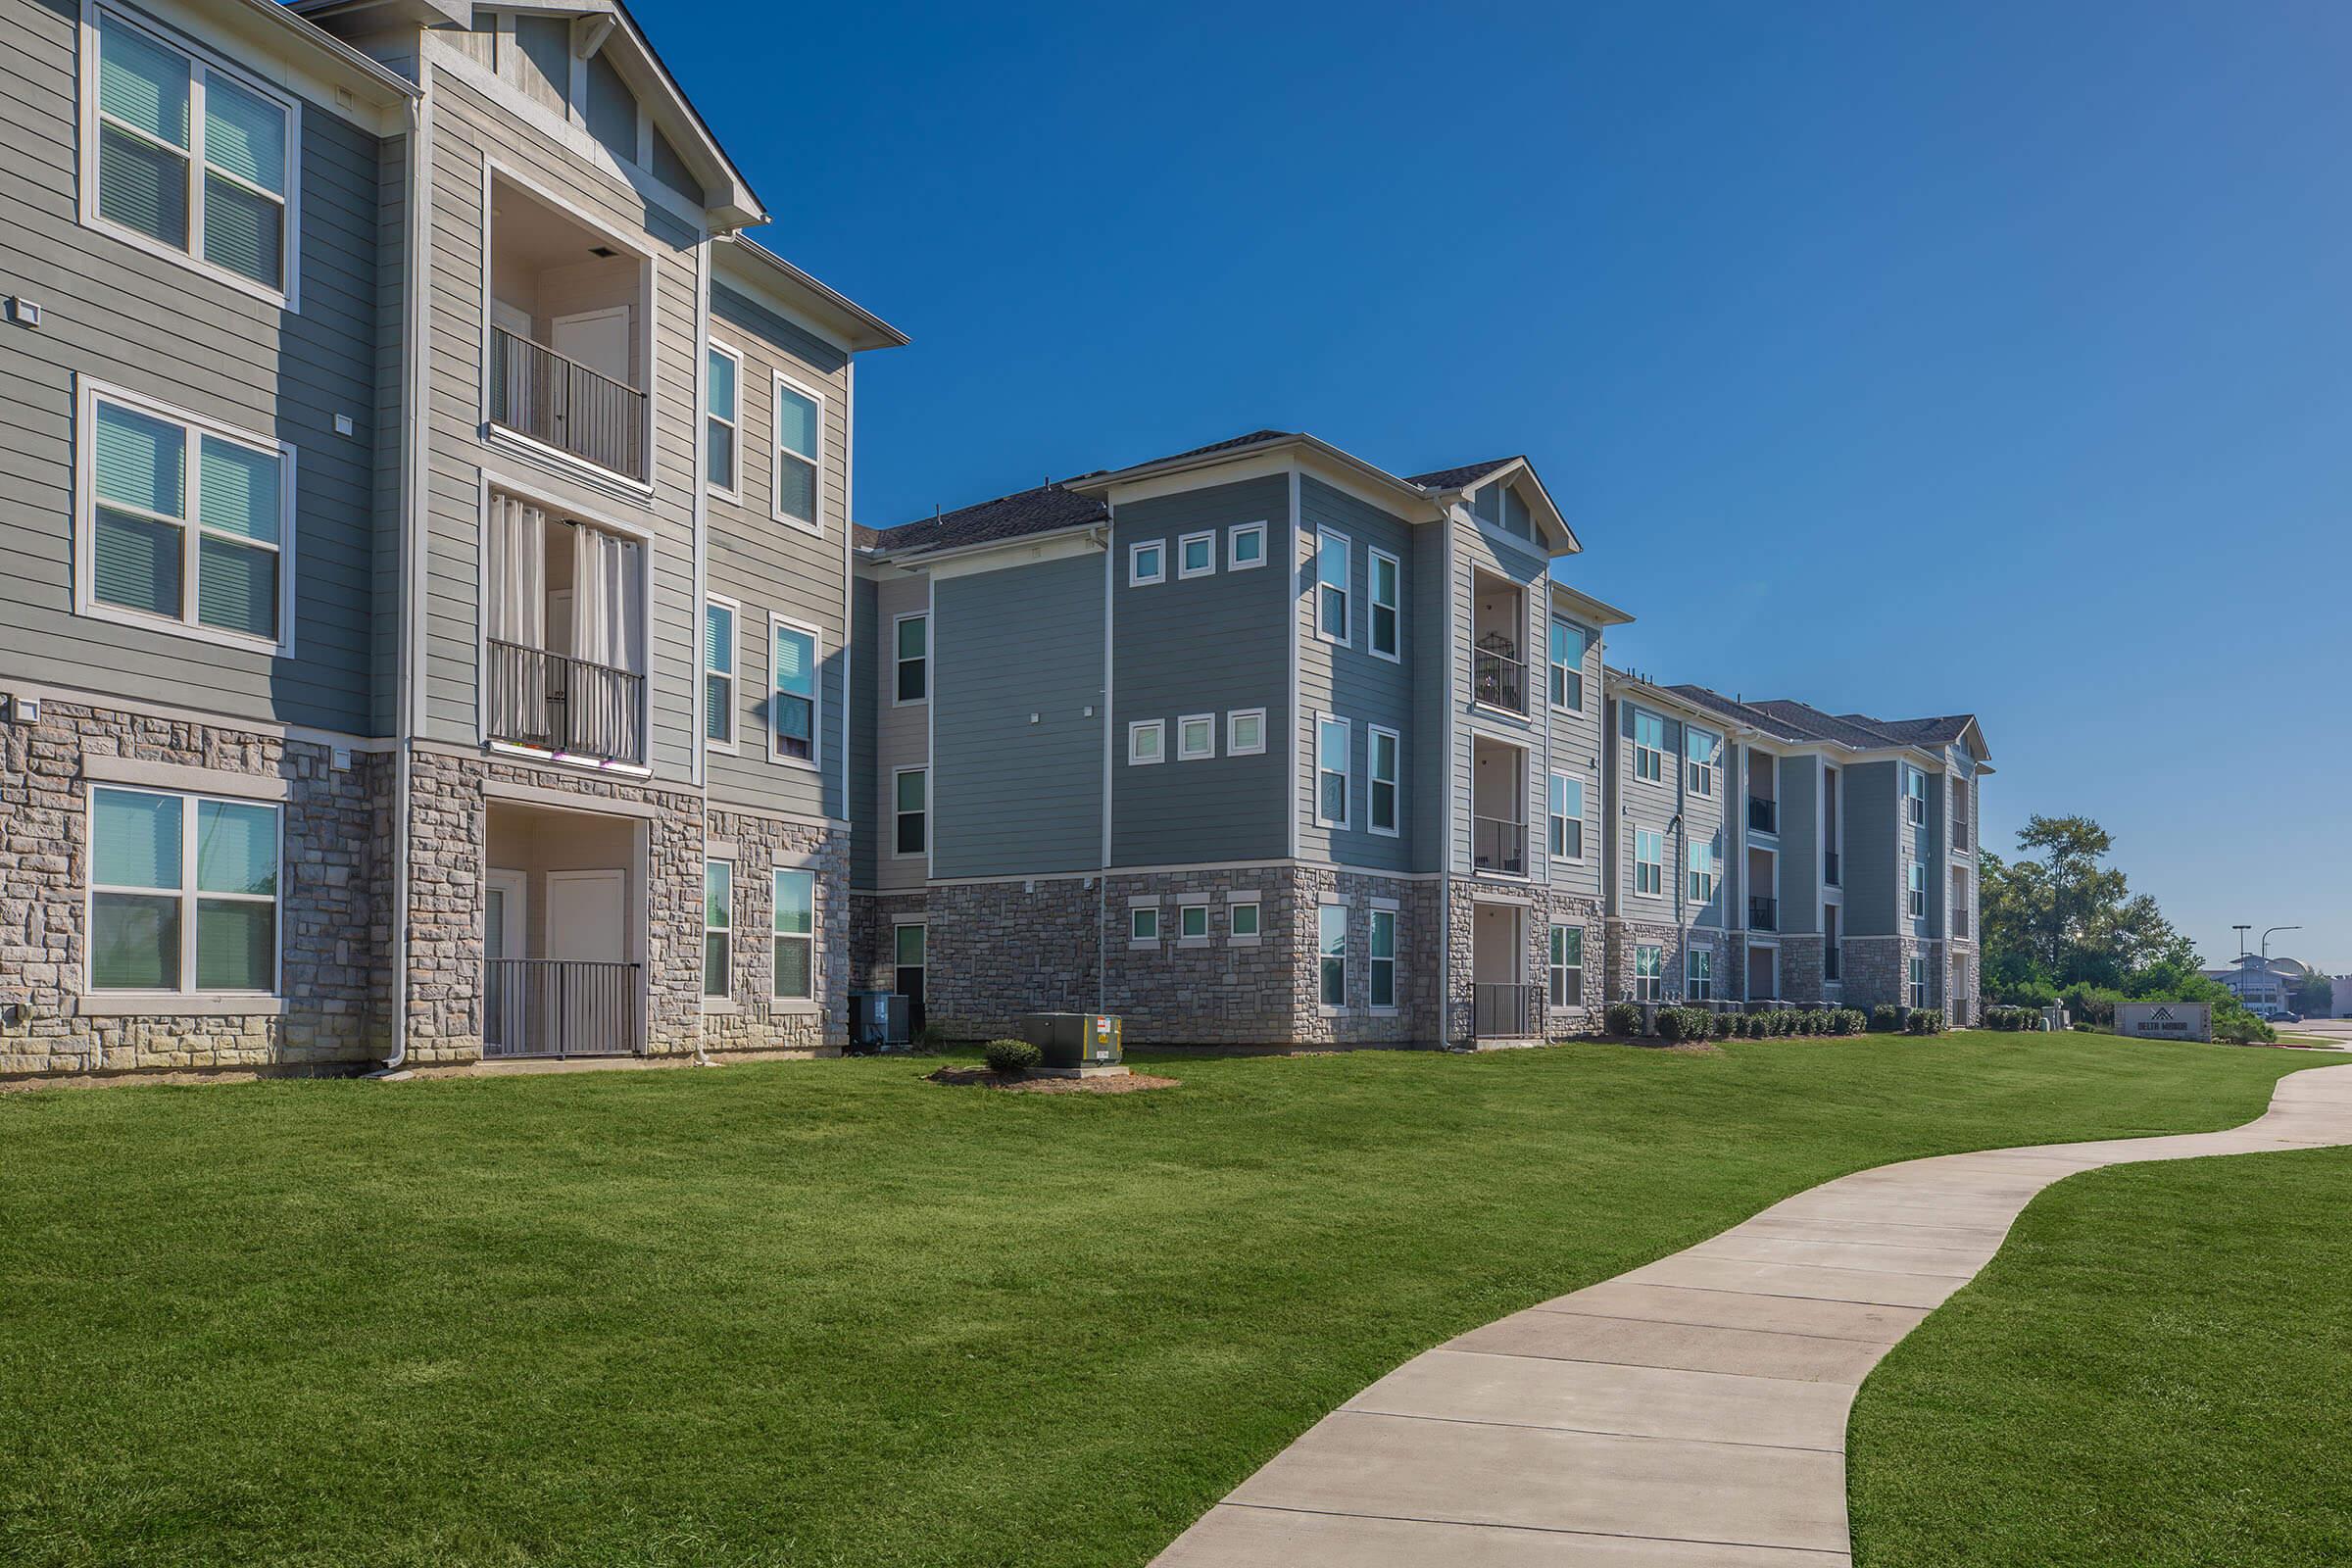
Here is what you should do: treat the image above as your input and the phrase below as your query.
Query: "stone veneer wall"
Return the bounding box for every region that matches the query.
[1773,936,1827,1005]
[1839,935,1944,1015]
[849,891,929,993]
[404,750,706,1064]
[0,700,393,1076]
[1272,867,1438,1047]
[1446,884,1604,1044]
[703,808,849,1055]
[1604,917,1705,1006]
[926,877,1100,1042]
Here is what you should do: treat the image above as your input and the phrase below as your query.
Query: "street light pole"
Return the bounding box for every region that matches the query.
[2261,925,2301,961]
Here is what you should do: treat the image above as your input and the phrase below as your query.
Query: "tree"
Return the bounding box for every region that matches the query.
[1980,814,2191,999]
[2294,969,2336,1016]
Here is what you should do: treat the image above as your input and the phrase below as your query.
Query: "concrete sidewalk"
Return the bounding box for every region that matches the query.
[1152,1062,2352,1567]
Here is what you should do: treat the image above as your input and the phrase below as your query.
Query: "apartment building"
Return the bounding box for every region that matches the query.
[0,0,901,1075]
[848,430,1643,1049]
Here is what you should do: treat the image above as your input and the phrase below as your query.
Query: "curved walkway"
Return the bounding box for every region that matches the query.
[1153,1062,2352,1568]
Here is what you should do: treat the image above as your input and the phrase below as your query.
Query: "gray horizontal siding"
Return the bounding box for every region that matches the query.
[934,552,1104,879]
[1295,477,1413,872]
[1114,475,1291,867]
[848,574,878,888]
[867,571,929,890]
[1542,610,1606,898]
[1843,760,1898,934]
[0,0,387,734]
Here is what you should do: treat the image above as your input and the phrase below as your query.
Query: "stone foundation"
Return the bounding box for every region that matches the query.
[704,807,850,1055]
[1839,935,1943,1015]
[850,890,928,993]
[1448,884,1603,1044]
[1603,916,1729,1006]
[925,877,1101,1042]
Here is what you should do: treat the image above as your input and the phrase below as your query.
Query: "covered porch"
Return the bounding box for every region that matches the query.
[1470,900,1541,1044]
[483,799,650,1058]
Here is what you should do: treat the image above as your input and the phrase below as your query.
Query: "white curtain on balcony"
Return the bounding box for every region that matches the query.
[486,494,547,649]
[571,523,644,675]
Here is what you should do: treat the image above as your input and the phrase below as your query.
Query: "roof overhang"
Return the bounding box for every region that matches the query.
[215,0,424,113]
[873,520,1108,572]
[715,235,908,354]
[1549,580,1635,629]
[1065,433,1446,521]
[1428,456,1581,556]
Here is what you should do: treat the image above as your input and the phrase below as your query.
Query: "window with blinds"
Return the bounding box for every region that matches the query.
[89,8,294,299]
[772,378,821,529]
[769,618,819,765]
[773,869,814,1000]
[704,598,736,749]
[84,386,290,651]
[88,786,281,994]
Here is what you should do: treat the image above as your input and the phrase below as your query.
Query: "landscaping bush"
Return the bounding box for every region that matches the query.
[1834,1008,1868,1036]
[2071,1020,2096,1032]
[1711,1009,1739,1039]
[1905,1009,1947,1036]
[2214,1010,2278,1046]
[1775,1010,1801,1037]
[1870,1004,1905,1033]
[1655,1006,1694,1043]
[1604,1002,1644,1038]
[982,1039,1041,1075]
[2059,983,2127,1028]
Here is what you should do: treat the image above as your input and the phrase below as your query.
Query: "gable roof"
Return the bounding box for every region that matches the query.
[1406,458,1521,491]
[1642,683,1992,761]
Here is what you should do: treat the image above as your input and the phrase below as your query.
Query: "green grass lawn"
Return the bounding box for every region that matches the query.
[1848,1142,2352,1568]
[0,1034,2324,1568]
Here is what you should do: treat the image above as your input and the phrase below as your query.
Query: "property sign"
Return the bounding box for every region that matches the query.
[2116,1002,2212,1043]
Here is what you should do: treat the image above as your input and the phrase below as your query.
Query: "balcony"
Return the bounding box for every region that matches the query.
[1952,819,1970,853]
[1472,646,1526,713]
[483,798,646,1058]
[1474,982,1542,1040]
[1471,573,1528,714]
[1952,906,1971,940]
[487,640,647,766]
[1747,796,1778,835]
[1824,850,1839,886]
[489,326,647,480]
[1474,815,1528,877]
[484,958,644,1058]
[1748,896,1778,932]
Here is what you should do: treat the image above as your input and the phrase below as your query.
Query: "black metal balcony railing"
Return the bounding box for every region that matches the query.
[487,639,646,765]
[1474,982,1543,1039]
[1824,850,1840,886]
[1747,796,1778,834]
[1952,819,1970,852]
[489,324,647,479]
[1749,896,1778,931]
[483,958,642,1058]
[1472,649,1526,713]
[1473,814,1528,877]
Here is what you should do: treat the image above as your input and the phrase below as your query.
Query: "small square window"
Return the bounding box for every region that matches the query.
[1179,904,1208,940]
[1228,521,1266,570]
[1178,531,1215,579]
[1128,540,1165,586]
[1178,714,1214,760]
[1130,906,1159,944]
[1229,899,1260,940]
[1128,719,1163,765]
[1227,709,1266,757]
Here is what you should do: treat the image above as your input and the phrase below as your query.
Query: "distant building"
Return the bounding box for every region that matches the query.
[2203,955,2319,1012]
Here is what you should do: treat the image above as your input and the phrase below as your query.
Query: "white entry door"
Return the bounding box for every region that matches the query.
[546,869,625,962]
[484,869,528,1054]
[551,307,631,383]
[544,869,630,1056]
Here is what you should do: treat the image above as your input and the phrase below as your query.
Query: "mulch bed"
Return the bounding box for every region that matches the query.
[923,1066,1180,1095]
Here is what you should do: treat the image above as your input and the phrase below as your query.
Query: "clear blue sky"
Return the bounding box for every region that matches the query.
[656,0,2352,970]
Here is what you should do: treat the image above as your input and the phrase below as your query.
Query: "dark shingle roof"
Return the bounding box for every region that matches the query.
[1406,457,1520,491]
[1629,679,1983,756]
[861,482,1108,558]
[1852,714,1976,748]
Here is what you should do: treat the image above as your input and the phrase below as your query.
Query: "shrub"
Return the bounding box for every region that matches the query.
[1604,1002,1644,1038]
[1834,1008,1867,1036]
[914,1022,950,1054]
[1870,1004,1904,1033]
[1744,1011,1768,1039]
[2071,1019,2096,1032]
[1655,1006,1694,1043]
[1905,1008,1946,1036]
[1711,1009,1739,1039]
[983,1038,1041,1075]
[2215,1010,2278,1046]
[2059,983,2126,1028]
[1775,1009,1800,1037]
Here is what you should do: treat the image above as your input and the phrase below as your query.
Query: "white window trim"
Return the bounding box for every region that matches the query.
[1548,619,1585,712]
[1314,712,1351,831]
[891,765,927,860]
[1909,862,1928,920]
[702,857,732,1002]
[1368,904,1398,1013]
[765,612,822,772]
[1368,546,1401,663]
[78,2,303,311]
[1128,897,1161,949]
[1905,765,1929,826]
[1547,771,1585,862]
[1176,529,1217,580]
[82,781,284,1000]
[1634,826,1665,900]
[1548,923,1584,1009]
[704,337,743,502]
[1225,890,1261,948]
[1687,947,1714,1002]
[1127,718,1164,766]
[770,369,826,535]
[1367,722,1400,838]
[1317,900,1349,1014]
[1177,902,1211,946]
[1226,707,1266,757]
[1176,712,1215,761]
[771,866,816,1001]
[891,610,928,708]
[1227,520,1267,571]
[1314,527,1351,647]
[1686,727,1719,798]
[1689,840,1717,905]
[1634,943,1665,1004]
[1632,709,1667,784]
[1128,539,1166,587]
[74,377,299,659]
[703,592,739,755]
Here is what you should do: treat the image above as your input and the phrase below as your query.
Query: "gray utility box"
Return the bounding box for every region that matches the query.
[1018,1012,1123,1069]
[849,991,910,1052]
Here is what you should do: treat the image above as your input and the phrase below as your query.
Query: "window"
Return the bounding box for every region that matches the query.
[1905,765,1929,825]
[1228,521,1266,570]
[87,786,279,994]
[769,618,818,765]
[1825,906,1841,982]
[1315,715,1350,829]
[1178,714,1215,761]
[88,9,295,299]
[1909,862,1928,919]
[894,768,926,857]
[1633,711,1666,783]
[772,376,821,530]
[1635,828,1664,897]
[1370,908,1396,1008]
[1128,540,1164,586]
[894,612,927,704]
[1226,709,1265,757]
[1316,528,1350,643]
[1229,896,1260,942]
[1547,773,1583,859]
[1689,839,1717,904]
[704,598,736,750]
[1368,726,1399,836]
[1318,904,1348,1006]
[1686,728,1719,797]
[703,859,731,998]
[1178,530,1215,579]
[772,868,814,1000]
[706,343,740,494]
[1687,948,1713,1002]
[1909,956,1930,1011]
[1130,905,1158,945]
[1548,925,1583,1007]
[1548,620,1585,710]
[1179,904,1209,941]
[1127,719,1163,765]
[1634,944,1664,1003]
[81,387,291,651]
[1369,548,1400,660]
